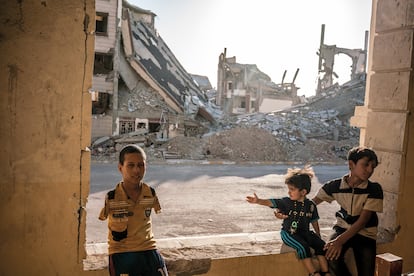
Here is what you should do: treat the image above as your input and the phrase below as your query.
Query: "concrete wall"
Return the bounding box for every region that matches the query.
[199,252,308,276]
[351,0,414,272]
[367,0,414,271]
[95,0,117,53]
[92,115,113,139]
[0,1,97,275]
[259,98,293,113]
[1,0,413,275]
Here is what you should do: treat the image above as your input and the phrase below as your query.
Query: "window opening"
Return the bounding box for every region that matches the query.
[95,12,108,36]
[119,118,135,134]
[137,122,147,129]
[92,92,109,115]
[94,53,113,75]
[148,122,161,133]
[228,82,233,90]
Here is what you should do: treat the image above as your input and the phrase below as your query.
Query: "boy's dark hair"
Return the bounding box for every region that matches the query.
[285,166,314,194]
[119,144,147,164]
[347,146,378,166]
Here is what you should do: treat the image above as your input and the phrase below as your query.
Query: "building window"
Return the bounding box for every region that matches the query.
[92,92,109,115]
[228,82,233,90]
[137,122,146,129]
[95,12,108,36]
[120,119,135,134]
[94,53,113,74]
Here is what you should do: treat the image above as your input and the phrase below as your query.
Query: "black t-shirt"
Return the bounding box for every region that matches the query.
[269,197,319,234]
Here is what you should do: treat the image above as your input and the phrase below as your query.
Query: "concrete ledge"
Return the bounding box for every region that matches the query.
[84,231,281,271]
[84,229,336,273]
[85,231,281,257]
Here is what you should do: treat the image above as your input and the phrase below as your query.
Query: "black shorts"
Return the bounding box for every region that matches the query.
[109,249,168,276]
[281,229,326,259]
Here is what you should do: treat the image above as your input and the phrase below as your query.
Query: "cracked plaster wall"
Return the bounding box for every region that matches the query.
[0,1,98,275]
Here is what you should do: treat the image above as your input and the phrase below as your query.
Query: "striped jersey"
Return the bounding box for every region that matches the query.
[315,176,383,239]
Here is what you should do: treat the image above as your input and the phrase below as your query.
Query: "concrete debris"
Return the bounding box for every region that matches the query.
[91,79,364,164]
[118,84,174,115]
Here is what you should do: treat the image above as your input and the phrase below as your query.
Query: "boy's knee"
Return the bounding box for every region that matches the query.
[280,243,297,254]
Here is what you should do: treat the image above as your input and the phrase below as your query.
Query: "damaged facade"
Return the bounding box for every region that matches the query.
[216,48,300,115]
[91,0,217,142]
[215,24,369,115]
[316,24,368,95]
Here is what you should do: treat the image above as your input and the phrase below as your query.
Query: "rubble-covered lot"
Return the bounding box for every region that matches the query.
[91,79,364,164]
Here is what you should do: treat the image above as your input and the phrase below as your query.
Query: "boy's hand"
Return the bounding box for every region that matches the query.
[324,238,343,260]
[246,193,259,204]
[274,211,288,219]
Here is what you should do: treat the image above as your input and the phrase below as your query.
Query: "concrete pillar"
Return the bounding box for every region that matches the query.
[0,1,97,275]
[351,0,414,271]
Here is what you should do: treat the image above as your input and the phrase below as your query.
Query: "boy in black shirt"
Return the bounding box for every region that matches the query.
[247,167,330,276]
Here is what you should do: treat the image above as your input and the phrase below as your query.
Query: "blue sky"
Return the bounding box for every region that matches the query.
[129,0,372,96]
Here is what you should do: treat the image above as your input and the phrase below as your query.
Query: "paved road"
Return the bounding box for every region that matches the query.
[90,162,348,193]
[87,162,347,244]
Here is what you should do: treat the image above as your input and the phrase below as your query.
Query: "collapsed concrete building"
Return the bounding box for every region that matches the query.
[91,7,370,161]
[216,48,300,115]
[92,0,217,143]
[214,24,369,116]
[316,24,368,95]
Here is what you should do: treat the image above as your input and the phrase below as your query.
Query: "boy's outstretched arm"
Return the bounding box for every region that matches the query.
[246,193,273,207]
[311,220,321,236]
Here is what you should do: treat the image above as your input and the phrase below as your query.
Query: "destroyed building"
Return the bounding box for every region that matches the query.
[92,76,365,163]
[216,48,300,115]
[316,24,368,95]
[191,74,213,93]
[91,0,217,143]
[91,1,369,164]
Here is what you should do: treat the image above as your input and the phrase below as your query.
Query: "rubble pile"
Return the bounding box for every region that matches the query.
[210,79,365,162]
[91,79,364,164]
[203,127,287,161]
[162,136,206,160]
[119,84,174,114]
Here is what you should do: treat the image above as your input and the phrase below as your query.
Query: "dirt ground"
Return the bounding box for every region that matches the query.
[151,168,339,258]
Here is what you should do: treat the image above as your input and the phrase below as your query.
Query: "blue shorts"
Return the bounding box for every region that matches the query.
[109,249,168,276]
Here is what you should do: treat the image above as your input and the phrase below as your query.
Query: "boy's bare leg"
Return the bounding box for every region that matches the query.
[302,258,321,276]
[317,255,331,275]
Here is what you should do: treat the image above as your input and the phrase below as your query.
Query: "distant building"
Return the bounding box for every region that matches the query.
[216,48,299,115]
[316,24,368,95]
